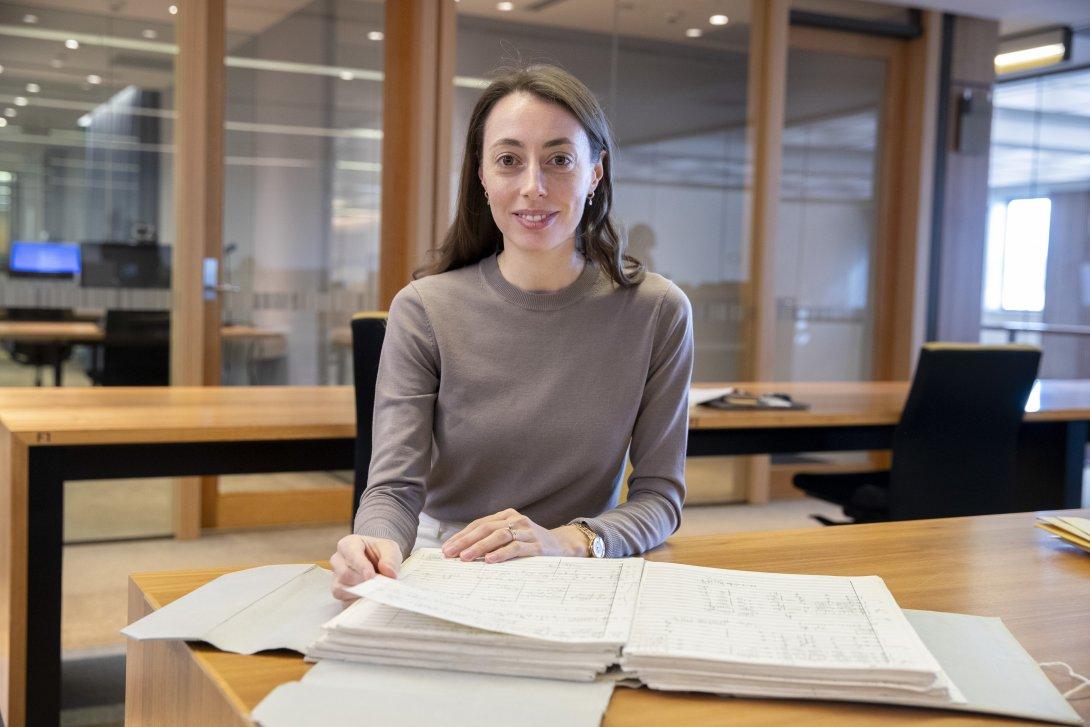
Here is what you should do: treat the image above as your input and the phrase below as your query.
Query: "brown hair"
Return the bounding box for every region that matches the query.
[414,64,645,287]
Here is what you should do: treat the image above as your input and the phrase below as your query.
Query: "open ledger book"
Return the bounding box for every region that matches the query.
[308,549,963,709]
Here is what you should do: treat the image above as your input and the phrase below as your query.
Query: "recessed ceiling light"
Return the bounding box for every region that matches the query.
[367,31,384,41]
[0,64,5,74]
[0,118,7,128]
[685,28,703,38]
[87,74,102,85]
[710,14,729,25]
[78,115,92,128]
[168,4,178,15]
[14,96,28,107]
[3,108,15,118]
[26,83,40,93]
[142,28,158,39]
[65,39,79,49]
[23,14,38,24]
[339,71,354,81]
[497,1,514,11]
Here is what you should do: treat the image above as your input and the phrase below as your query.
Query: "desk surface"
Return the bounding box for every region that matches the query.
[0,321,285,345]
[2,380,1090,446]
[128,509,1090,725]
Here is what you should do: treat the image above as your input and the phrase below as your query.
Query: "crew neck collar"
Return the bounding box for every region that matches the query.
[480,252,601,311]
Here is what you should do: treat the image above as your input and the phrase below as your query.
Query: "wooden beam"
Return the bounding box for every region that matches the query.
[173,0,226,539]
[379,0,457,309]
[743,0,789,503]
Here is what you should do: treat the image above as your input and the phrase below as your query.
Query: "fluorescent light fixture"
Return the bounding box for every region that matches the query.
[13,96,27,106]
[685,28,703,38]
[77,114,92,127]
[26,83,40,93]
[168,5,178,15]
[87,74,102,84]
[367,31,384,41]
[142,29,158,39]
[23,14,38,24]
[64,38,79,49]
[995,26,1071,74]
[339,71,354,80]
[710,14,729,25]
[497,1,514,10]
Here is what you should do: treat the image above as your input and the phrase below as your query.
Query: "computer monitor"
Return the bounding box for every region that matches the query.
[79,242,170,289]
[7,241,82,278]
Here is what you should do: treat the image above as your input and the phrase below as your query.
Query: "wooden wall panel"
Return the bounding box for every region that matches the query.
[379,0,457,309]
[172,0,226,539]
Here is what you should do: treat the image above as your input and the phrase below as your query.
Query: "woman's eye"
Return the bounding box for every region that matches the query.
[551,155,574,167]
[497,154,518,167]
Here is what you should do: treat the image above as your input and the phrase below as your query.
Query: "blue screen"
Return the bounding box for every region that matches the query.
[8,242,82,275]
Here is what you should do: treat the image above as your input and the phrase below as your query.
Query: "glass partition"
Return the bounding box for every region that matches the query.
[986,67,1090,378]
[222,0,384,386]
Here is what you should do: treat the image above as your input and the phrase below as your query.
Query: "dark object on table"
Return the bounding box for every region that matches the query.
[702,389,809,411]
[86,310,170,385]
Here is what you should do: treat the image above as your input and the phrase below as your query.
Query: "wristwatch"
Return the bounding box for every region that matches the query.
[572,521,605,558]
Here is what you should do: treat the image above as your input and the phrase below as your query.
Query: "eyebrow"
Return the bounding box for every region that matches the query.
[490,137,575,150]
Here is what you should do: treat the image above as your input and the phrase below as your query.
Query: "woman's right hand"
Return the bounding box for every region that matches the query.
[330,534,402,602]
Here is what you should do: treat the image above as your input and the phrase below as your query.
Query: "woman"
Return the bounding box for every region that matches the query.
[331,64,693,601]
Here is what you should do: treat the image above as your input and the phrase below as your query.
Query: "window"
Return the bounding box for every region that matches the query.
[983,197,1051,312]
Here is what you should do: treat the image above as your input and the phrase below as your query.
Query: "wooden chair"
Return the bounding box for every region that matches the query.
[794,343,1042,523]
[350,312,388,523]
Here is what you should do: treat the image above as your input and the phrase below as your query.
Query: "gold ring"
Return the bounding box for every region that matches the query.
[506,524,517,542]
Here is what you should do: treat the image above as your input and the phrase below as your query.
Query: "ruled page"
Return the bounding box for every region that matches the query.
[346,549,644,643]
[624,561,943,672]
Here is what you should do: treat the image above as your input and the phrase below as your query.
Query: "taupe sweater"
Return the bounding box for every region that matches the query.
[354,253,693,558]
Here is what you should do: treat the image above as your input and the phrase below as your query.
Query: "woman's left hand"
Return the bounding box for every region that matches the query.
[441,508,588,563]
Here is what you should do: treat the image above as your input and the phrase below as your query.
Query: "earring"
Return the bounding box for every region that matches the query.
[587,191,595,206]
[484,189,489,201]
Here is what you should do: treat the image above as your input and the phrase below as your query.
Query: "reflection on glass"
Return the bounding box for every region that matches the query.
[774,46,884,382]
[452,0,752,381]
[222,1,384,385]
[986,68,1090,378]
[0,2,175,387]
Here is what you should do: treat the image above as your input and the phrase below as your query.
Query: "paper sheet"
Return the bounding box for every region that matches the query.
[346,549,644,643]
[624,561,946,679]
[122,564,341,654]
[252,660,615,727]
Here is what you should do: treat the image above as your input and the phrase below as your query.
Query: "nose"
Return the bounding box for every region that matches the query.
[520,159,547,199]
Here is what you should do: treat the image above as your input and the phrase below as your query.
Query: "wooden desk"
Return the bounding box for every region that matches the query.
[125,510,1090,726]
[0,322,104,344]
[3,382,1090,726]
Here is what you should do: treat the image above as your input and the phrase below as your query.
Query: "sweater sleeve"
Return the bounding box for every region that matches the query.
[580,283,694,557]
[353,284,439,557]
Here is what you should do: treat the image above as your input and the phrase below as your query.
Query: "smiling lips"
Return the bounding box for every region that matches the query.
[514,210,558,229]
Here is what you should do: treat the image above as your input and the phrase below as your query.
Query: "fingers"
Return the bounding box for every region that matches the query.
[372,539,402,578]
[484,539,536,564]
[443,509,522,557]
[457,522,519,562]
[336,535,376,582]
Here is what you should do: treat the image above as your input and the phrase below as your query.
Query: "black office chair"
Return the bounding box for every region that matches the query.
[1,308,76,386]
[350,312,388,524]
[87,310,170,385]
[794,343,1042,523]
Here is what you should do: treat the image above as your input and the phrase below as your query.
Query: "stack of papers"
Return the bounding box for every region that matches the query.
[1037,515,1090,553]
[620,562,958,705]
[308,551,642,680]
[314,549,961,707]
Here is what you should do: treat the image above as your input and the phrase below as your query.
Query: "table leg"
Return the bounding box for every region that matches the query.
[1015,420,1088,511]
[25,450,64,727]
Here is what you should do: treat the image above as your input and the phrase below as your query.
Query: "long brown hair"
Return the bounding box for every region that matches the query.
[415,64,645,287]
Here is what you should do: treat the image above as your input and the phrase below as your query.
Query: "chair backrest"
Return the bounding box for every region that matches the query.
[350,312,388,522]
[888,343,1041,520]
[95,310,170,385]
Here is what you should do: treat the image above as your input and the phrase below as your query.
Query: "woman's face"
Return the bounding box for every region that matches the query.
[478,92,603,257]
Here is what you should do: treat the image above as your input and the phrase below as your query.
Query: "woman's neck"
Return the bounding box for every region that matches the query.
[497,244,585,292]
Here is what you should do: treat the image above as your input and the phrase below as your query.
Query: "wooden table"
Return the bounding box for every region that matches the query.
[124,510,1090,726]
[3,381,1090,726]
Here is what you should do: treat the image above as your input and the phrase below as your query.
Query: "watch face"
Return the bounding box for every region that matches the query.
[591,537,605,558]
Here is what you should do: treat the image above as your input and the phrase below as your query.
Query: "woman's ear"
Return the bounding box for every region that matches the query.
[590,150,605,192]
